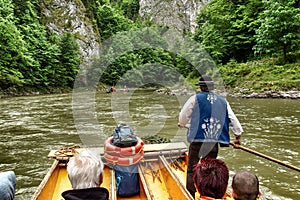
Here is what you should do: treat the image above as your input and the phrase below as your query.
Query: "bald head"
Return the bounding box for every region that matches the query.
[232,171,259,200]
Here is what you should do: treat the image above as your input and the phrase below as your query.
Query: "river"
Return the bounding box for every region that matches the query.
[0,90,299,200]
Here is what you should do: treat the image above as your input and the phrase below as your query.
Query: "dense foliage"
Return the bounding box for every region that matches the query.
[194,0,300,92]
[219,59,300,92]
[86,27,201,87]
[0,0,80,93]
[254,0,300,62]
[194,0,300,64]
[0,0,299,95]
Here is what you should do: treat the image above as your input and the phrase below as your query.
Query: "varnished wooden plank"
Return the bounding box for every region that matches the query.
[48,142,188,159]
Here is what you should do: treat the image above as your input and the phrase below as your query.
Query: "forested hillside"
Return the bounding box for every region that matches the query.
[0,0,299,96]
[195,0,300,93]
[0,0,80,94]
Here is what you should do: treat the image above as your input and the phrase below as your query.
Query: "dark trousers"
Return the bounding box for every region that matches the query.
[186,142,218,197]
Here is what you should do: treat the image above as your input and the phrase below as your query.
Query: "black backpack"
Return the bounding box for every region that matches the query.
[112,124,138,147]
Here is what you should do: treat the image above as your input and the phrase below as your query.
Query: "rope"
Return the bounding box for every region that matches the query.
[54,145,80,157]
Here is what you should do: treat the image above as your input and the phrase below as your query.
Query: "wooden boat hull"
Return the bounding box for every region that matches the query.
[139,155,190,200]
[31,142,192,200]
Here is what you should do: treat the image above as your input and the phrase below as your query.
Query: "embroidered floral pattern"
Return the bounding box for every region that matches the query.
[201,117,222,140]
[207,93,218,104]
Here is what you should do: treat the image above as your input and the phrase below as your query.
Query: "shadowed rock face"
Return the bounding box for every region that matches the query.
[39,0,210,85]
[40,0,210,64]
[40,0,100,84]
[139,0,210,33]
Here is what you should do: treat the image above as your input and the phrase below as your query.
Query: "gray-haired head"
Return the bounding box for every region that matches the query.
[67,150,104,189]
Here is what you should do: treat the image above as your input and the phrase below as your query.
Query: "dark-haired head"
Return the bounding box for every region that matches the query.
[193,157,229,199]
[195,75,215,92]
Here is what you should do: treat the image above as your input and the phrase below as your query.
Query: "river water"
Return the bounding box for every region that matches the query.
[0,90,299,200]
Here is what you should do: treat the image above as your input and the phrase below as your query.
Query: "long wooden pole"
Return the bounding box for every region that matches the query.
[230,142,300,172]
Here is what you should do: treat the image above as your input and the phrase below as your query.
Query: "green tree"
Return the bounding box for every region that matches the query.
[90,27,181,87]
[14,0,82,89]
[0,0,33,89]
[116,0,140,21]
[194,0,263,64]
[13,0,62,87]
[95,4,134,41]
[254,0,300,62]
[57,33,81,87]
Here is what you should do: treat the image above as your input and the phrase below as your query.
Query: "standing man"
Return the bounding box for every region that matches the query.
[178,75,243,196]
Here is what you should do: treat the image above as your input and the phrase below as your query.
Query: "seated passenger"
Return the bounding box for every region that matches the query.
[193,157,229,199]
[62,151,109,200]
[231,171,261,200]
[0,171,16,200]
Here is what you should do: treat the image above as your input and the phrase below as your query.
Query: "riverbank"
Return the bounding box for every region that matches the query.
[229,89,300,99]
[1,84,300,99]
[0,86,73,99]
[160,88,300,99]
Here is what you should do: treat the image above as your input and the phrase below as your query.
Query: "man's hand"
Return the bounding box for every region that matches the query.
[177,123,190,129]
[233,135,241,145]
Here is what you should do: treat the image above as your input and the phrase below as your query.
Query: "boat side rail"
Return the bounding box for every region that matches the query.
[138,164,155,200]
[109,168,117,200]
[48,142,188,161]
[30,160,59,200]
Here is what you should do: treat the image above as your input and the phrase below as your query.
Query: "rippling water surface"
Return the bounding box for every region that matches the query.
[0,91,299,200]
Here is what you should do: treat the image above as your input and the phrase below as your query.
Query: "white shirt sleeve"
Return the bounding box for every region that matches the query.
[179,95,196,127]
[227,102,243,136]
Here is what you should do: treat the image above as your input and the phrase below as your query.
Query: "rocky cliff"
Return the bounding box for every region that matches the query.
[40,0,209,77]
[40,0,100,71]
[139,0,209,33]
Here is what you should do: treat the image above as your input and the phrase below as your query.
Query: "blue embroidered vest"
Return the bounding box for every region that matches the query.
[187,92,230,144]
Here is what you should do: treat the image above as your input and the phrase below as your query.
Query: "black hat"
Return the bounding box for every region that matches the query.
[195,75,214,86]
